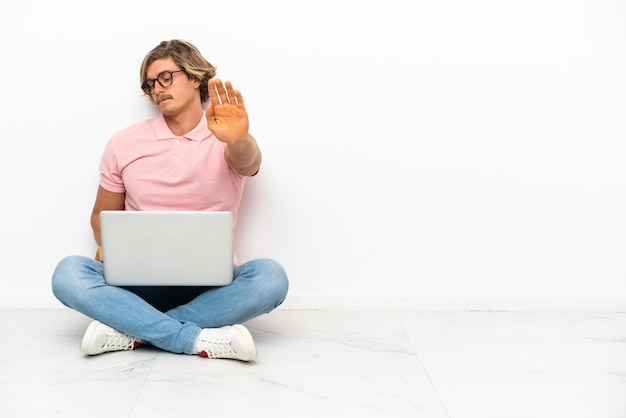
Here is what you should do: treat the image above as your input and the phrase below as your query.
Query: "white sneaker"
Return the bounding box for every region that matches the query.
[80,320,141,355]
[194,324,257,361]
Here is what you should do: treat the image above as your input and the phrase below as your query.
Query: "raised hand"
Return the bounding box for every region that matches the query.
[205,79,250,144]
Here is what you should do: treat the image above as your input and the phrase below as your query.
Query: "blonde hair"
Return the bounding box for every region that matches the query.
[140,39,216,103]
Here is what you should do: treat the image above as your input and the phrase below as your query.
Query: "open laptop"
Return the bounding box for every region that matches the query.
[100,210,234,286]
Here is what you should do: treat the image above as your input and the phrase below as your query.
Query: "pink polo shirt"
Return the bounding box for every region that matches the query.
[99,115,246,262]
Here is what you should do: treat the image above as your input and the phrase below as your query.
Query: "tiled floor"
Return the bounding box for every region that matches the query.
[1,308,625,418]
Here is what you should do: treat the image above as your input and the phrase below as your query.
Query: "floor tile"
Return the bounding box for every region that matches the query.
[0,309,157,418]
[132,365,448,418]
[410,337,626,372]
[428,371,626,418]
[397,311,626,338]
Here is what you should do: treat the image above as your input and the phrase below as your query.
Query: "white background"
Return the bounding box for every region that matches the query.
[0,0,624,310]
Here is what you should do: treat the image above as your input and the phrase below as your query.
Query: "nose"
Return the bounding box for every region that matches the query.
[151,82,166,95]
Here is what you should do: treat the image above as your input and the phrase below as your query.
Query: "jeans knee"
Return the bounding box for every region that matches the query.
[51,256,74,300]
[51,255,100,304]
[259,258,289,306]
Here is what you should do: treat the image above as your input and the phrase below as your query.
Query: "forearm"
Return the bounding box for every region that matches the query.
[90,186,126,248]
[91,213,103,246]
[224,133,262,176]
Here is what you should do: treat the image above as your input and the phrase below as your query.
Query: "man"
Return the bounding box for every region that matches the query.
[51,40,289,361]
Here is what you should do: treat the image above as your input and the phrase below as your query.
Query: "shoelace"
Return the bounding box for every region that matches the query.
[197,337,236,358]
[103,329,137,351]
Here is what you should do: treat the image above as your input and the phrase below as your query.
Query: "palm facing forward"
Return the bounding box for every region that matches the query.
[206,79,250,144]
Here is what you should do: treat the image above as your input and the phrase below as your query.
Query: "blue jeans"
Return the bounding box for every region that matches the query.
[51,256,288,354]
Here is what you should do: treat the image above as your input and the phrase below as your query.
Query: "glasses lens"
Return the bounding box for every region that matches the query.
[141,79,154,93]
[158,72,173,87]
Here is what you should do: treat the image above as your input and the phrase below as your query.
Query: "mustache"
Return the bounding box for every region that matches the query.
[157,95,173,104]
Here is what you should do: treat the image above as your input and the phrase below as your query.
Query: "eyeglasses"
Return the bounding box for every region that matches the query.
[141,70,185,93]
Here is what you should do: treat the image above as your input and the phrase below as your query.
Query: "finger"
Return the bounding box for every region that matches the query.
[232,89,246,110]
[224,81,236,102]
[207,79,219,105]
[214,79,229,104]
[223,81,235,97]
[222,81,246,108]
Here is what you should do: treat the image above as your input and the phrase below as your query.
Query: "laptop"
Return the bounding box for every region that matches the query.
[100,210,234,286]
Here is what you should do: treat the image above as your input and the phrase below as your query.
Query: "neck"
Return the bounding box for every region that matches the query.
[163,105,204,136]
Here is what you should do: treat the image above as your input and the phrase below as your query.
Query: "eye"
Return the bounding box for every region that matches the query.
[159,72,173,84]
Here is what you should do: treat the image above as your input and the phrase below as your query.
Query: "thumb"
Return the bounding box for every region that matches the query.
[205,103,215,122]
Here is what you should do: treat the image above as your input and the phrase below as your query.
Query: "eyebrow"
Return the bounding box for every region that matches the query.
[147,69,180,78]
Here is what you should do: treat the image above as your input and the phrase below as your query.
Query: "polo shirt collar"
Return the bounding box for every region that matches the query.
[155,114,211,142]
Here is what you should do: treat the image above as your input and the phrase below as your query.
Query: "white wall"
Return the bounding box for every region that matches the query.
[1,0,624,310]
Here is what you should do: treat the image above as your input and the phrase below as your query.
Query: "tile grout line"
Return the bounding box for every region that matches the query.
[395,311,453,418]
[127,351,159,418]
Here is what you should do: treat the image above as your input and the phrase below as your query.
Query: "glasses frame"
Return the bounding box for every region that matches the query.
[142,70,185,93]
